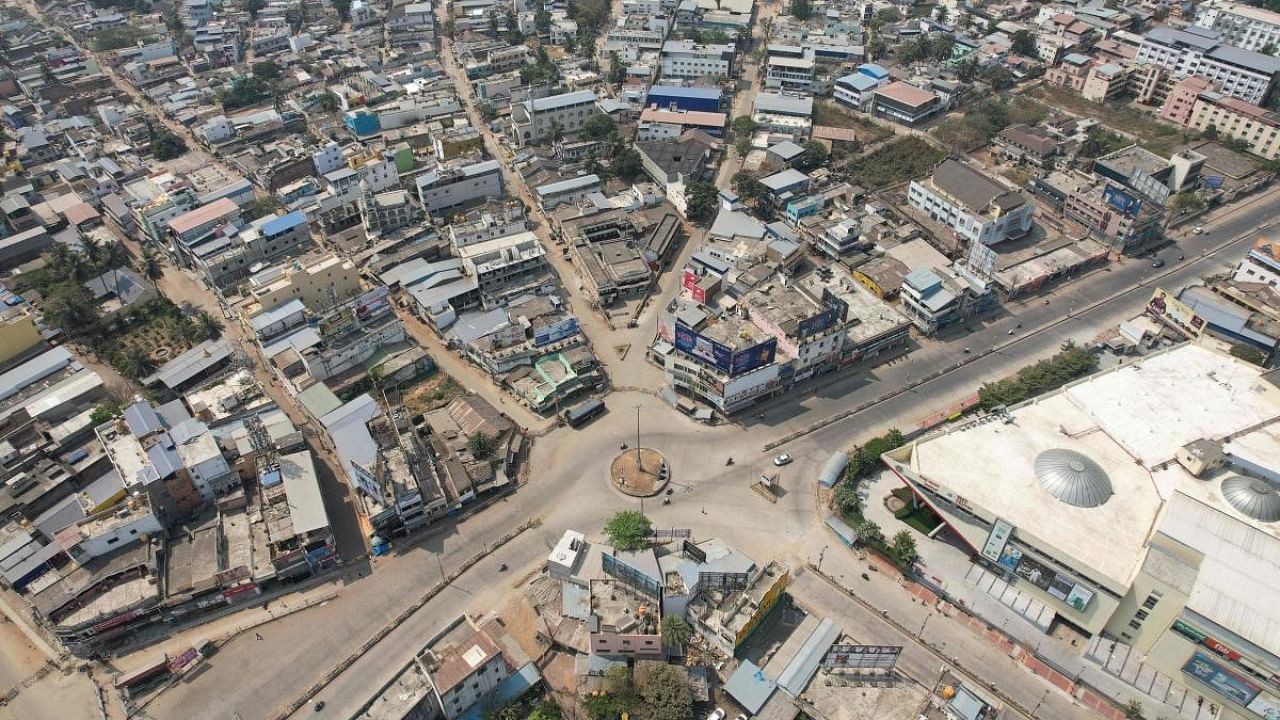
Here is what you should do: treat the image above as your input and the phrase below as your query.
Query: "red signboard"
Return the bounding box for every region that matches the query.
[682,269,707,304]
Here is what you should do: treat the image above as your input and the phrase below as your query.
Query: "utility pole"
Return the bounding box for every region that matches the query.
[634,404,642,471]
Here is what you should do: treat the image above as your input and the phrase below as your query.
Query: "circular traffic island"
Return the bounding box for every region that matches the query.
[610,448,669,497]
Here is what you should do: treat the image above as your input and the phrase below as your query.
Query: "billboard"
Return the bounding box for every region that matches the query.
[533,316,579,346]
[1182,652,1261,706]
[1103,185,1142,217]
[353,286,391,323]
[1203,175,1225,190]
[674,324,777,377]
[683,268,708,304]
[1147,288,1206,339]
[996,544,1023,572]
[350,460,385,506]
[823,644,902,671]
[1012,552,1094,611]
[797,308,839,339]
[730,338,778,376]
[980,518,1014,564]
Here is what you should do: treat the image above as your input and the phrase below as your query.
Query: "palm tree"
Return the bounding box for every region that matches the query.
[195,310,224,340]
[660,614,692,650]
[120,347,156,379]
[140,250,166,300]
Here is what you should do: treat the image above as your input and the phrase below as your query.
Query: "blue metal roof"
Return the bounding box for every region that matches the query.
[0,347,73,403]
[123,401,164,437]
[147,435,185,479]
[457,663,542,720]
[260,211,307,237]
[858,63,890,79]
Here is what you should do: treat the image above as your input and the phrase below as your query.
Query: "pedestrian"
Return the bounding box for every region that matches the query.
[255,632,263,641]
[701,507,707,515]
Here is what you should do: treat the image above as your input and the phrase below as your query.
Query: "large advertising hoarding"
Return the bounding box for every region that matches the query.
[674,323,777,377]
[354,286,392,323]
[1248,693,1280,719]
[1006,548,1094,611]
[350,460,385,506]
[682,268,708,304]
[1103,185,1142,217]
[1182,652,1262,707]
[1147,288,1206,339]
[823,644,902,670]
[796,307,840,339]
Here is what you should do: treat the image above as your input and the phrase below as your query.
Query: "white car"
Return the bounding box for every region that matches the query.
[736,715,749,720]
[707,709,726,720]
[1193,226,1205,235]
[773,453,792,466]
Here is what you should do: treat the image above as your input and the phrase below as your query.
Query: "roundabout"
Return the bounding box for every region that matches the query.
[609,447,669,497]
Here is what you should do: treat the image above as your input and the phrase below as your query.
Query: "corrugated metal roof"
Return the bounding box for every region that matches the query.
[278,451,329,535]
[0,347,73,402]
[123,401,165,437]
[776,617,840,696]
[724,660,777,714]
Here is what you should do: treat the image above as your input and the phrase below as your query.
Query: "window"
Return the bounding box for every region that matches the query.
[1128,619,1142,630]
[107,537,120,545]
[1136,609,1149,621]
[1142,595,1159,609]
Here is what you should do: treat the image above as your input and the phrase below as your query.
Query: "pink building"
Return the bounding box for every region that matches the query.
[1160,76,1214,127]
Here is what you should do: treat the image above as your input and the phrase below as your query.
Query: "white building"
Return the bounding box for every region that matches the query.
[907,159,1035,246]
[1195,0,1280,54]
[1137,25,1280,105]
[313,141,345,175]
[1234,236,1280,287]
[510,90,600,146]
[415,160,504,213]
[660,40,734,79]
[765,49,817,93]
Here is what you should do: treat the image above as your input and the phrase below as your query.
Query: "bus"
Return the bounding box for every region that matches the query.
[563,399,605,428]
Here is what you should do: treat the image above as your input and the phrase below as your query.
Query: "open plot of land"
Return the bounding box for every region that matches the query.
[813,101,893,144]
[399,370,464,415]
[1028,86,1189,156]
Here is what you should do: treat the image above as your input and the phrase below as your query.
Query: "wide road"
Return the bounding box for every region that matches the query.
[139,179,1280,719]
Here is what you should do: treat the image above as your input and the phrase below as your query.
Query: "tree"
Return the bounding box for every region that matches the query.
[731,114,757,137]
[220,76,272,110]
[732,172,765,203]
[608,51,627,84]
[603,510,652,550]
[477,102,498,122]
[90,402,120,426]
[1011,29,1038,57]
[856,520,884,547]
[469,432,495,459]
[119,346,156,379]
[527,702,563,720]
[659,614,692,649]
[247,0,265,19]
[639,664,692,720]
[890,530,919,567]
[684,181,719,223]
[979,64,1015,90]
[252,60,282,82]
[242,195,282,221]
[932,33,956,62]
[43,283,99,335]
[195,310,223,340]
[873,7,902,26]
[1169,192,1205,214]
[1122,700,1145,720]
[581,113,617,140]
[92,25,156,52]
[149,127,187,161]
[798,140,828,170]
[834,483,863,515]
[140,250,165,300]
[1231,344,1268,366]
[955,57,979,83]
[315,91,340,112]
[333,0,351,22]
[788,0,812,19]
[613,148,643,181]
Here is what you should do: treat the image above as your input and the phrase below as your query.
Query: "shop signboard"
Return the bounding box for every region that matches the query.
[1248,693,1280,719]
[353,286,391,322]
[683,269,707,304]
[1183,652,1261,707]
[996,544,1023,572]
[1065,584,1094,612]
[981,518,1015,564]
[1014,554,1055,591]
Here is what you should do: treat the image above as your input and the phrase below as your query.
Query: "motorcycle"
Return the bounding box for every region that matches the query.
[726,458,734,466]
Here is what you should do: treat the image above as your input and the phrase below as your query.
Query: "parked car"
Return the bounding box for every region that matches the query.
[707,709,726,720]
[1152,258,1165,269]
[773,453,792,466]
[1193,226,1205,235]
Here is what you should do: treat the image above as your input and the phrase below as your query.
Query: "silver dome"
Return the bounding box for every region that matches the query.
[1222,475,1280,523]
[1034,449,1113,508]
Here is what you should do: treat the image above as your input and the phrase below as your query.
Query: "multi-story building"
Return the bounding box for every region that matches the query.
[1137,25,1280,105]
[1185,90,1280,160]
[415,159,504,213]
[871,81,941,126]
[660,40,734,80]
[885,344,1280,720]
[455,231,548,300]
[604,14,670,53]
[907,159,1035,246]
[765,47,817,93]
[1034,171,1165,254]
[645,84,722,113]
[177,210,314,291]
[1234,235,1280,287]
[1195,0,1280,54]
[510,90,600,146]
[245,254,362,314]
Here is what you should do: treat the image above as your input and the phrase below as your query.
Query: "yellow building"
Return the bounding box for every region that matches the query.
[0,307,43,368]
[246,253,361,313]
[1187,92,1280,161]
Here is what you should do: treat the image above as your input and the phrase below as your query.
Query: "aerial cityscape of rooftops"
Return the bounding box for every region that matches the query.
[9,0,1280,718]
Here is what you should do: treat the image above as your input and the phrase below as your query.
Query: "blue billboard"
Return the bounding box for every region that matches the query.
[1182,652,1261,706]
[1203,175,1225,189]
[730,338,778,376]
[1103,185,1142,217]
[675,324,777,377]
[797,308,840,339]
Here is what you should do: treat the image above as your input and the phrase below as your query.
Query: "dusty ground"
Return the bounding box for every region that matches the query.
[610,448,667,496]
[400,371,464,415]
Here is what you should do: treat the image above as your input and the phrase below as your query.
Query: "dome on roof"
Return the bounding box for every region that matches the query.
[1034,449,1113,508]
[1221,475,1280,523]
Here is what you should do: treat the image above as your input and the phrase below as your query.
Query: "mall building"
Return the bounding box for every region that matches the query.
[885,343,1280,720]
